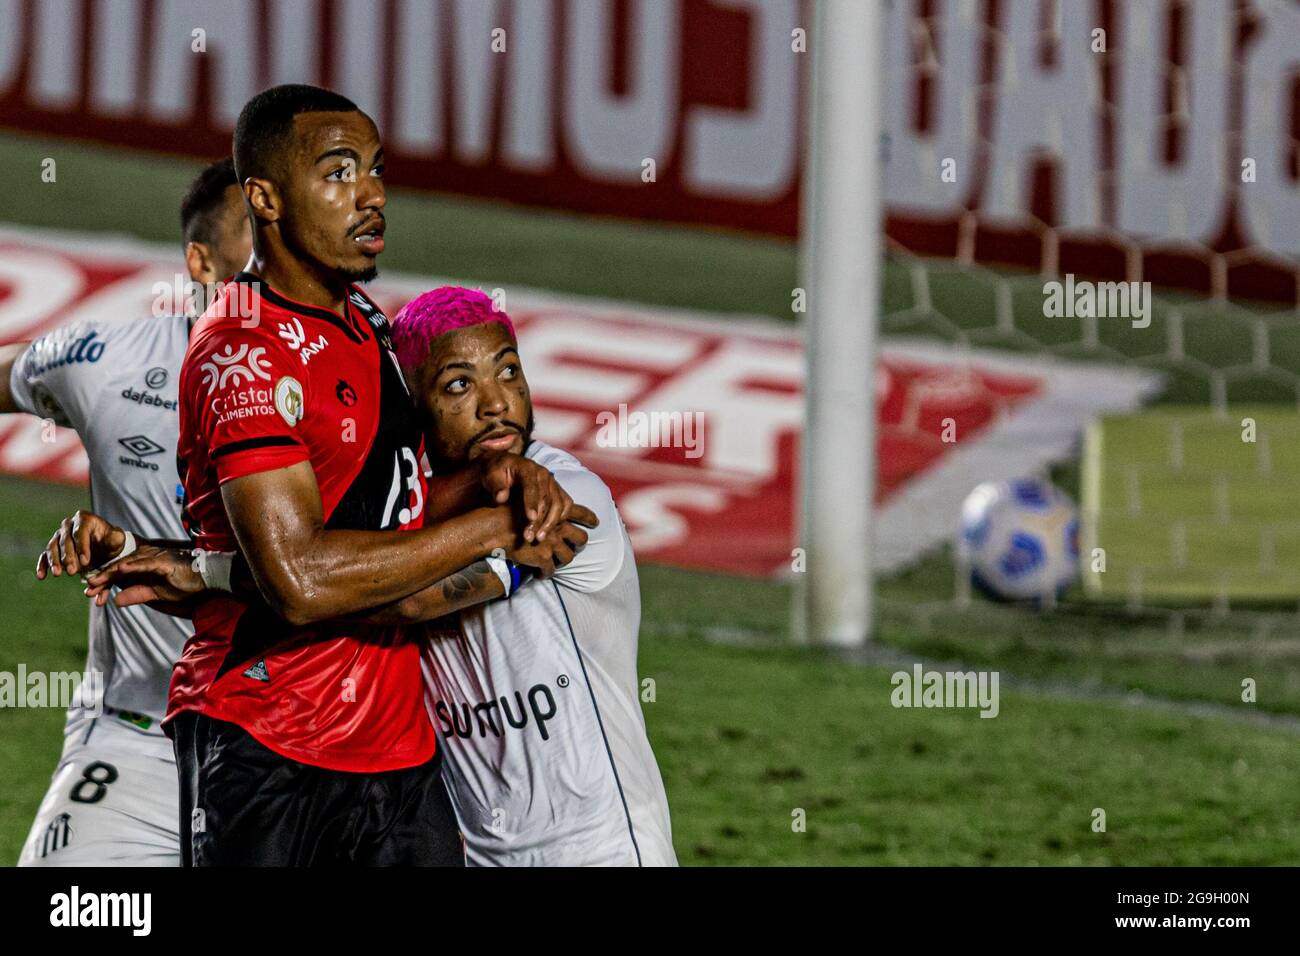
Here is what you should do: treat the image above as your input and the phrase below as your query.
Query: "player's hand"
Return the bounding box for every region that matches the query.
[479,452,596,543]
[506,517,592,578]
[82,546,205,608]
[36,509,126,580]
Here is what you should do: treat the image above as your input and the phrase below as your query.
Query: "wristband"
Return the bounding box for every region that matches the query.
[102,531,137,568]
[485,554,513,597]
[192,550,235,592]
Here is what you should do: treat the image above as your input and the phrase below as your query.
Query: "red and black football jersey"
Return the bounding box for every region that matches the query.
[169,274,436,773]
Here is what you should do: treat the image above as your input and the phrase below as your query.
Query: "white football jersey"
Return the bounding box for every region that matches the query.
[9,313,194,725]
[422,441,676,866]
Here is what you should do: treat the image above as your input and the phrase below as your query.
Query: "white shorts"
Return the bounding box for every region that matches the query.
[18,709,180,867]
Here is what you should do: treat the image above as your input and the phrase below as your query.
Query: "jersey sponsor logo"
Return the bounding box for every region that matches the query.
[119,386,177,411]
[144,367,168,388]
[38,812,72,858]
[276,318,329,365]
[211,384,275,424]
[199,343,272,395]
[274,376,305,428]
[435,680,563,742]
[26,329,106,376]
[118,434,165,470]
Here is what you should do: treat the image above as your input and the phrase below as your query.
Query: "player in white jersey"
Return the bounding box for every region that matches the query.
[419,439,675,865]
[0,158,251,865]
[382,287,676,864]
[80,286,677,866]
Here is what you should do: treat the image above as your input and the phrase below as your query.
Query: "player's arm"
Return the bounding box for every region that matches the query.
[35,509,190,579]
[218,460,596,626]
[353,513,592,623]
[4,319,105,428]
[345,560,504,624]
[0,342,29,414]
[548,468,628,594]
[83,506,592,622]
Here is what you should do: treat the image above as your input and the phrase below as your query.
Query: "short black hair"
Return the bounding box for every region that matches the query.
[180,157,238,248]
[233,84,359,184]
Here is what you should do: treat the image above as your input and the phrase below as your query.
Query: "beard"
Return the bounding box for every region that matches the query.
[339,263,379,284]
[429,407,537,473]
[280,222,379,286]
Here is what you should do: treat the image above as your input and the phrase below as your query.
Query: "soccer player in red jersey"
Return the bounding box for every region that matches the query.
[159,85,590,865]
[73,288,674,866]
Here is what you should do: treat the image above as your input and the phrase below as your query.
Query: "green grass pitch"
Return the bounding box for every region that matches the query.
[1083,408,1300,604]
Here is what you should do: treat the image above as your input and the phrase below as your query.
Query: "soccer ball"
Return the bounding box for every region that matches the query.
[958,477,1080,602]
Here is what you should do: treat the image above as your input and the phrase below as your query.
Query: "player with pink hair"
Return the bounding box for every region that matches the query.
[391,286,516,369]
[386,285,676,865]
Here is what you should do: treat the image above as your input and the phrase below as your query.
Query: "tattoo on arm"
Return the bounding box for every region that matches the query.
[441,560,494,603]
[367,559,505,625]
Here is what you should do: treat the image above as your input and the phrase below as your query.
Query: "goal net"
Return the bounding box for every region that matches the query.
[869,0,1300,647]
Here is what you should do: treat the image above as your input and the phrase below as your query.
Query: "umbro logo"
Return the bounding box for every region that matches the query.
[119,435,164,457]
[118,435,165,472]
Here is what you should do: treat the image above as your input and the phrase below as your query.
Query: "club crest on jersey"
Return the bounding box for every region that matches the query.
[38,812,72,858]
[200,343,272,395]
[29,382,69,426]
[277,318,329,365]
[275,376,305,428]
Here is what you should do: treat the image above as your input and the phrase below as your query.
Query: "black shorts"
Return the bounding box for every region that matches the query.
[171,711,464,867]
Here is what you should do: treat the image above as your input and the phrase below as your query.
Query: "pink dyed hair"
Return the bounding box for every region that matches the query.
[391,286,516,368]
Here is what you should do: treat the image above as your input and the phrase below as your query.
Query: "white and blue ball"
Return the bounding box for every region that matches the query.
[959,477,1080,602]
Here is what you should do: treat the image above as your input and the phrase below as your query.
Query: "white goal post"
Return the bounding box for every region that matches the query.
[795,0,884,647]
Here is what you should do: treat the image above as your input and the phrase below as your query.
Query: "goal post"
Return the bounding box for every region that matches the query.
[795,0,884,647]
